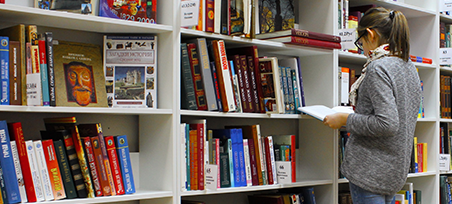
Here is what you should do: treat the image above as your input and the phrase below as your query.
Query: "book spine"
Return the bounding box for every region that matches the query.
[0,37,9,105]
[219,152,230,187]
[280,66,289,113]
[215,138,220,189]
[184,124,191,191]
[0,121,21,203]
[33,140,54,201]
[0,162,7,203]
[286,67,295,114]
[243,139,252,187]
[214,0,221,33]
[91,136,111,196]
[10,141,28,203]
[213,40,236,112]
[38,40,50,106]
[229,60,242,113]
[44,32,56,107]
[263,137,274,185]
[53,140,77,199]
[247,138,259,186]
[189,130,198,190]
[105,136,125,195]
[181,124,188,191]
[247,56,261,113]
[191,124,205,190]
[93,126,116,196]
[115,135,136,194]
[61,132,87,198]
[234,55,249,112]
[286,36,342,49]
[82,137,102,197]
[267,136,277,184]
[256,125,267,185]
[41,140,66,200]
[180,43,198,110]
[25,140,45,201]
[227,139,235,187]
[220,0,229,35]
[196,38,217,111]
[231,130,241,186]
[292,29,342,43]
[8,122,37,202]
[8,41,21,105]
[239,55,254,113]
[206,0,215,32]
[236,129,246,187]
[72,127,95,198]
[187,43,208,110]
[210,61,223,112]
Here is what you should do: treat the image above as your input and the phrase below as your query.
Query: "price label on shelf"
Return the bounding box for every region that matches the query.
[440,48,452,65]
[338,28,356,50]
[181,0,200,27]
[439,154,450,171]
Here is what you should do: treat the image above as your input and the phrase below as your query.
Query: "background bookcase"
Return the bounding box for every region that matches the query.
[0,0,444,203]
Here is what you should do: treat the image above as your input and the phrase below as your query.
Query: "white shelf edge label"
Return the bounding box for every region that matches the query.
[181,0,200,27]
[440,48,452,65]
[338,28,356,50]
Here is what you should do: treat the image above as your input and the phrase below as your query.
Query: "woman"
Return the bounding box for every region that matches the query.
[323,7,422,204]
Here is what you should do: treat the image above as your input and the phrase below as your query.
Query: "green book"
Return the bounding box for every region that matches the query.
[413,190,421,204]
[219,152,230,188]
[54,140,78,199]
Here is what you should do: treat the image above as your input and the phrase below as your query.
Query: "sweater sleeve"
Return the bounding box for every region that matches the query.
[346,63,400,137]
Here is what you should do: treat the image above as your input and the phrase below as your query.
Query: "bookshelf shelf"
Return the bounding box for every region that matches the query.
[407,172,437,178]
[349,0,437,17]
[180,110,302,119]
[32,191,173,204]
[0,106,174,115]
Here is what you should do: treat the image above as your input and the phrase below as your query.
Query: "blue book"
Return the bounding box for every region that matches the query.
[227,139,235,187]
[301,187,316,204]
[38,40,50,106]
[185,124,190,191]
[0,120,21,203]
[210,61,223,112]
[231,128,246,187]
[115,135,136,194]
[0,37,9,105]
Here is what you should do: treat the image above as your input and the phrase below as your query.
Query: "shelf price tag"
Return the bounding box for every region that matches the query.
[181,0,200,27]
[439,154,450,171]
[440,48,452,65]
[338,28,356,50]
[205,164,218,190]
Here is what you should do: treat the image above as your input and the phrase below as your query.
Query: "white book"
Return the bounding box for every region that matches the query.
[33,141,54,201]
[25,140,45,201]
[10,141,27,203]
[298,105,354,121]
[215,40,237,112]
[259,57,284,114]
[267,136,277,184]
[255,124,267,185]
[214,0,221,33]
[340,67,350,105]
[180,123,187,191]
[243,139,252,187]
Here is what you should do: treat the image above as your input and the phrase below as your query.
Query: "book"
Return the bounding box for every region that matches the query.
[0,36,9,105]
[53,140,77,199]
[0,121,21,203]
[186,43,208,110]
[26,43,42,106]
[99,0,157,23]
[10,141,28,203]
[248,194,284,204]
[298,105,354,121]
[180,43,198,110]
[0,162,7,203]
[189,129,198,190]
[33,140,54,201]
[188,120,206,190]
[259,57,284,114]
[25,140,45,202]
[256,28,342,42]
[211,40,236,112]
[105,136,125,195]
[104,35,157,108]
[90,136,112,196]
[38,40,50,106]
[82,137,102,197]
[301,187,316,204]
[41,140,66,200]
[114,135,136,194]
[43,32,56,107]
[267,36,342,49]
[8,41,21,105]
[272,135,296,183]
[258,0,296,34]
[53,40,107,107]
[35,0,96,15]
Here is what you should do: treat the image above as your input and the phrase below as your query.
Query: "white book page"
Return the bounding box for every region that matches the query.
[298,105,354,121]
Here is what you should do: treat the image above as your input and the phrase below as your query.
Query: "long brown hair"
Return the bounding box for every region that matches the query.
[357,7,410,61]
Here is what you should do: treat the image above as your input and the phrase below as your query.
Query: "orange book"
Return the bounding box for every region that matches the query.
[91,136,112,196]
[41,139,66,200]
[104,136,125,195]
[189,129,198,190]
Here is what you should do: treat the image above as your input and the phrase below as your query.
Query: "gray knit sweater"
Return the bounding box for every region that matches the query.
[341,56,421,195]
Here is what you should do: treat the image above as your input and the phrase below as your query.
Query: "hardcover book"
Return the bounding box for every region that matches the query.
[41,139,66,200]
[90,136,112,196]
[25,140,45,202]
[8,41,21,105]
[180,43,198,110]
[33,140,55,201]
[258,57,284,114]
[35,0,96,15]
[53,140,77,199]
[211,40,236,112]
[43,32,56,107]
[99,0,157,23]
[0,121,21,203]
[38,40,50,106]
[186,43,208,111]
[0,36,9,105]
[10,141,28,203]
[105,136,125,195]
[104,35,157,108]
[82,137,102,197]
[53,40,108,107]
[258,0,296,34]
[256,28,342,42]
[114,135,136,194]
[268,36,342,49]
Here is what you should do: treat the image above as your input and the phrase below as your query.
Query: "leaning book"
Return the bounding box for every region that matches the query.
[298,105,354,121]
[104,35,157,108]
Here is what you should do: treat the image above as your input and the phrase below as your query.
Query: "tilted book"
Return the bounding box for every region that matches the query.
[105,136,125,195]
[53,40,107,107]
[25,140,45,202]
[114,135,136,194]
[33,140,54,201]
[211,40,236,112]
[52,140,77,199]
[41,139,66,200]
[255,28,342,42]
[104,35,157,108]
[10,141,27,203]
[0,121,21,203]
[82,137,102,197]
[187,43,208,111]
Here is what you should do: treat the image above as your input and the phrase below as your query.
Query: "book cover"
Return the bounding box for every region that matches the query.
[41,140,66,200]
[255,28,342,42]
[180,43,198,110]
[205,0,214,32]
[53,40,108,107]
[258,0,295,34]
[187,43,208,111]
[10,141,28,203]
[8,122,37,202]
[211,40,236,112]
[219,152,230,188]
[8,41,21,105]
[82,137,102,197]
[105,136,125,195]
[25,140,45,202]
[53,140,77,199]
[90,136,112,196]
[268,36,342,49]
[99,0,157,23]
[298,105,354,121]
[258,58,284,114]
[33,140,55,201]
[230,0,244,35]
[104,35,157,108]
[0,162,7,203]
[114,135,136,194]
[43,32,56,107]
[35,0,96,15]
[232,55,250,112]
[38,40,50,106]
[0,36,9,105]
[0,25,27,106]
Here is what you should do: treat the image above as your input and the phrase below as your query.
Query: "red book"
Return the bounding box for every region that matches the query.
[104,136,125,195]
[7,122,37,202]
[91,136,112,196]
[214,138,220,189]
[0,0,4,4]
[246,56,261,113]
[269,36,342,49]
[231,55,250,112]
[417,143,423,172]
[205,0,214,32]
[263,137,274,185]
[83,137,102,197]
[189,123,204,190]
[255,28,342,43]
[41,139,66,200]
[187,43,208,110]
[247,138,259,186]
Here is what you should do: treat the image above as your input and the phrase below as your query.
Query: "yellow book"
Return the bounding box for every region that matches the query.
[423,143,428,172]
[414,137,418,172]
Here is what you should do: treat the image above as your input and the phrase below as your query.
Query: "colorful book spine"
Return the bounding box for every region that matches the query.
[91,136,112,196]
[187,43,208,110]
[247,56,261,113]
[41,140,66,200]
[190,123,205,190]
[83,137,102,197]
[37,40,50,106]
[8,41,21,105]
[243,139,252,187]
[219,152,230,188]
[10,141,28,203]
[105,136,125,195]
[212,40,236,112]
[0,163,7,203]
[184,124,190,191]
[210,61,223,112]
[227,138,235,187]
[229,60,242,113]
[43,32,56,106]
[72,127,95,198]
[33,140,54,201]
[180,43,198,110]
[8,122,37,202]
[247,138,259,186]
[189,130,198,190]
[0,121,21,203]
[0,37,9,105]
[194,38,217,111]
[53,140,77,199]
[205,0,214,32]
[233,55,249,112]
[25,140,45,202]
[283,36,342,49]
[114,135,136,194]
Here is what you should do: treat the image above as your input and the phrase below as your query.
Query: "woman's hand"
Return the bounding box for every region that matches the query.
[323,113,350,129]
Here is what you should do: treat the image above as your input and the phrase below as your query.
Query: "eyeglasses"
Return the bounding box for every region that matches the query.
[354,32,366,51]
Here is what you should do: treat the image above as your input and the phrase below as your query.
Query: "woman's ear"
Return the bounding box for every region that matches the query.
[366,28,376,42]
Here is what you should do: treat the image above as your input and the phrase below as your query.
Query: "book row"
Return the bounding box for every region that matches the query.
[181,120,296,191]
[181,38,305,114]
[339,182,421,204]
[0,24,157,108]
[441,75,452,119]
[0,118,135,203]
[441,175,452,204]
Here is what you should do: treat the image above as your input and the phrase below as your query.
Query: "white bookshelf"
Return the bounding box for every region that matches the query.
[0,0,444,204]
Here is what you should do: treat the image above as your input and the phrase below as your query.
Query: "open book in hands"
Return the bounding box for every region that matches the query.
[298,105,354,121]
